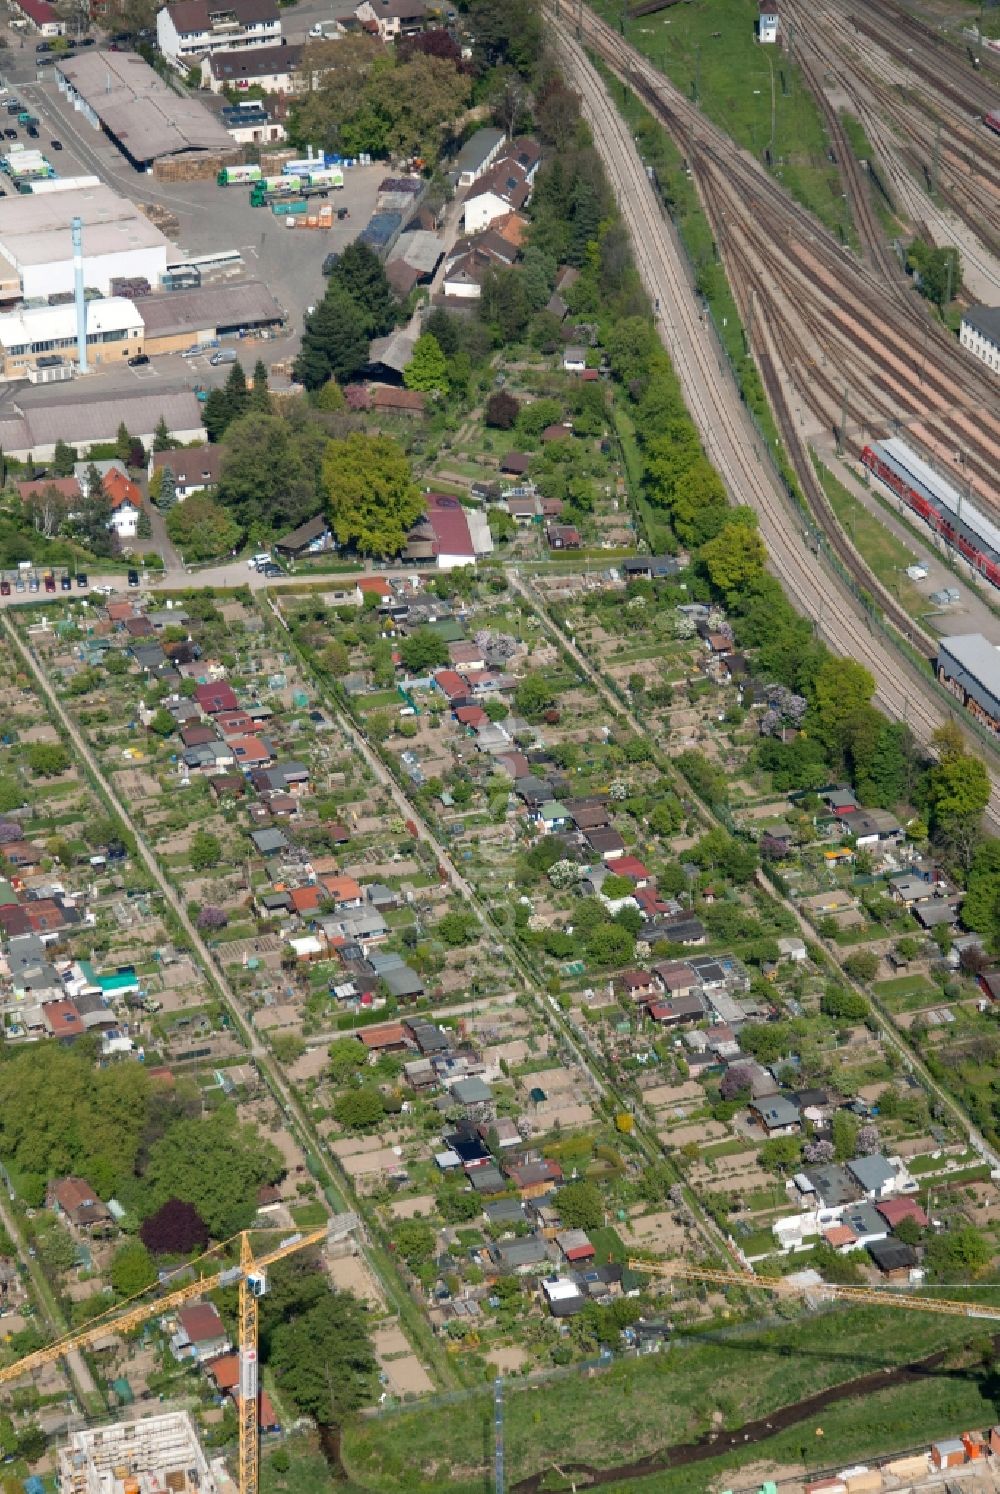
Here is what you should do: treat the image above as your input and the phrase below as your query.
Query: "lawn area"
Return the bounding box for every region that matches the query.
[595,0,853,242]
[815,460,929,619]
[873,974,940,1013]
[340,1305,991,1493]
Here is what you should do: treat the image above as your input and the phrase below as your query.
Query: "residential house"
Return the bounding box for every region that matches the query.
[505,1159,563,1199]
[492,1237,550,1275]
[620,969,655,1002]
[11,0,63,35]
[100,468,142,540]
[149,446,225,497]
[156,0,282,72]
[171,1302,231,1363]
[354,0,425,41]
[749,1094,801,1135]
[557,1229,596,1264]
[273,515,332,560]
[647,993,705,1025]
[453,127,506,188]
[463,152,535,235]
[194,681,238,715]
[875,1197,928,1231]
[201,42,302,93]
[846,1154,912,1202]
[47,1177,114,1237]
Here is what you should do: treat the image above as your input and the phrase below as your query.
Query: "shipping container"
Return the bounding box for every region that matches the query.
[217,163,262,186]
[271,198,308,216]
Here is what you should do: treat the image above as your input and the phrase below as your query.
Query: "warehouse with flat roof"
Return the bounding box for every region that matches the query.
[937,633,1000,732]
[55,50,236,170]
[0,386,205,461]
[134,280,284,355]
[0,184,170,299]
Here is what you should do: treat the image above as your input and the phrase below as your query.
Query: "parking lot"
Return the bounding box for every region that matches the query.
[0,34,386,377]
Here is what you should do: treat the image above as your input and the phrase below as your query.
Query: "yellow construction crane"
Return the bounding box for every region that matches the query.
[0,1221,343,1494]
[629,1259,1000,1321]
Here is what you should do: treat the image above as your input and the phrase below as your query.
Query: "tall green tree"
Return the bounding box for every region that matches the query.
[219,412,326,531]
[294,283,370,390]
[52,439,77,477]
[924,723,990,868]
[140,1108,282,1238]
[166,493,242,562]
[263,1257,377,1424]
[152,415,173,453]
[321,433,423,557]
[810,657,876,749]
[700,520,767,595]
[224,361,249,423]
[115,422,133,463]
[250,358,271,413]
[329,242,397,337]
[157,464,177,511]
[403,333,449,393]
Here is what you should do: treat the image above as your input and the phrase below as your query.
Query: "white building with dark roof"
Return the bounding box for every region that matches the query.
[960,304,1000,375]
[355,0,426,42]
[157,0,281,70]
[201,40,302,92]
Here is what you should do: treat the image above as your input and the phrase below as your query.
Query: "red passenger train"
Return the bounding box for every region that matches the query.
[861,439,1000,591]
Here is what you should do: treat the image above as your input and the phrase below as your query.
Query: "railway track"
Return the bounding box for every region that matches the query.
[577,5,1000,518]
[787,40,904,285]
[549,14,1000,834]
[786,0,1000,261]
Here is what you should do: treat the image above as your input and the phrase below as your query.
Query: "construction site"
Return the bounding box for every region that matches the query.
[57,1412,234,1494]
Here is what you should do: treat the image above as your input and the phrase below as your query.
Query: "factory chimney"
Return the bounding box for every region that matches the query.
[71,216,87,374]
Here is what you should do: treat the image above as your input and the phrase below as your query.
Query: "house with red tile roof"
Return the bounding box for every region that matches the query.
[173,1302,231,1363]
[875,1198,929,1230]
[42,999,85,1040]
[319,874,363,907]
[356,576,393,604]
[454,704,488,729]
[103,468,143,541]
[230,736,272,767]
[433,669,468,702]
[359,1021,409,1050]
[17,476,81,506]
[289,885,322,915]
[195,681,238,715]
[423,493,493,570]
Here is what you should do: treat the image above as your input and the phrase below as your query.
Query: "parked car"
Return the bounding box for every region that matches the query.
[76,573,88,588]
[28,577,39,592]
[260,563,282,577]
[60,574,72,590]
[127,353,149,367]
[0,580,9,597]
[43,574,55,593]
[25,125,37,138]
[3,130,16,142]
[127,569,139,587]
[50,138,62,150]
[35,41,51,52]
[14,577,24,593]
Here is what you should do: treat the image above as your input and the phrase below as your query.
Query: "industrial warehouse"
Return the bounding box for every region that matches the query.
[55,50,239,174]
[936,634,1000,734]
[0,184,170,299]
